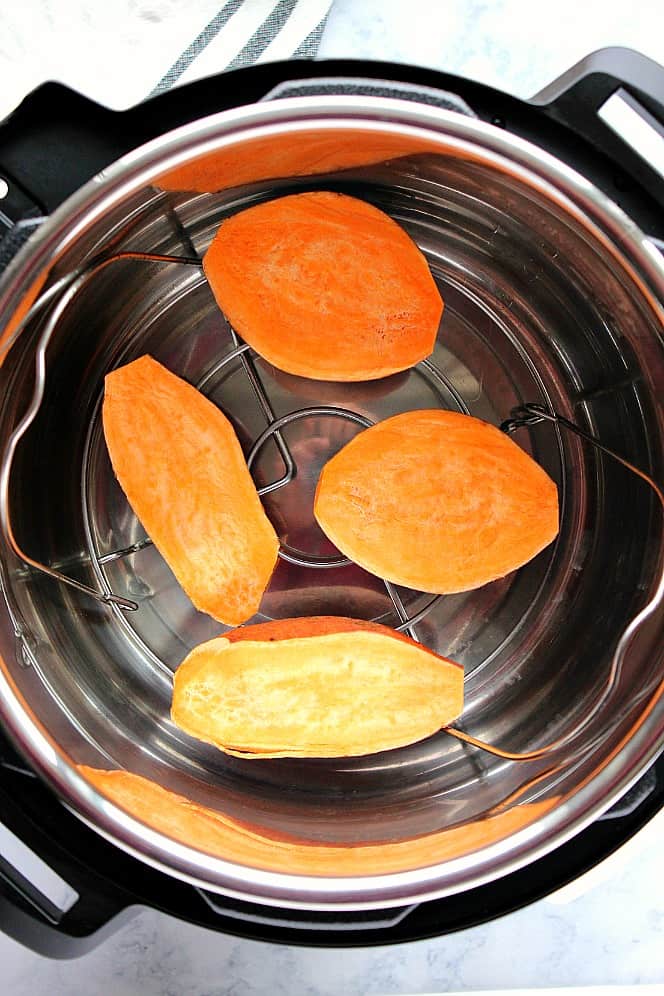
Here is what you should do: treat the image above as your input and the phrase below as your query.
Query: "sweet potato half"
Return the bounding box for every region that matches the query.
[103,356,279,625]
[203,191,443,381]
[171,616,463,758]
[78,765,556,876]
[314,410,559,593]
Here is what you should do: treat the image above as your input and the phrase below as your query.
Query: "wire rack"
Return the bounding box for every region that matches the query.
[1,249,663,763]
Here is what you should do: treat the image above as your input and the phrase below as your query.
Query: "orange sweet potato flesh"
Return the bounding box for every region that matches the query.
[314,410,559,593]
[171,616,463,758]
[203,191,443,381]
[155,130,441,194]
[78,765,556,876]
[103,355,279,625]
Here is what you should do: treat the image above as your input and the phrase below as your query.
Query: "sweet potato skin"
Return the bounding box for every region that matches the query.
[314,410,559,593]
[103,355,279,625]
[171,616,463,758]
[78,765,556,876]
[223,615,416,646]
[203,191,443,381]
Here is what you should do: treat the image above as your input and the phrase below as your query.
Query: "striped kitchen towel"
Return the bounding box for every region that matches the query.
[151,0,333,96]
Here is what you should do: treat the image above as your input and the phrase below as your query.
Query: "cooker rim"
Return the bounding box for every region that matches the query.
[0,95,662,909]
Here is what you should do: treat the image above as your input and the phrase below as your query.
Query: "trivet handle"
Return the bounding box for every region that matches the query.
[0,251,201,612]
[445,404,664,762]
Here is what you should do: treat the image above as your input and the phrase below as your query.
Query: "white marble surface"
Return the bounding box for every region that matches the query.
[1,1,663,992]
[1,0,664,118]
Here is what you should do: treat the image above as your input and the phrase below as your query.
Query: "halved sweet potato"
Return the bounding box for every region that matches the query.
[103,356,279,625]
[314,410,559,593]
[78,765,557,876]
[203,191,443,381]
[171,616,463,758]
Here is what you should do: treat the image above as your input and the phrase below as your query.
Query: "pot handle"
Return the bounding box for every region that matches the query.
[0,739,138,957]
[0,857,132,960]
[532,46,664,211]
[0,826,134,958]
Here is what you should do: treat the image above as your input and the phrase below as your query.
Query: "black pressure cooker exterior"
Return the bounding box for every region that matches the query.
[0,51,662,956]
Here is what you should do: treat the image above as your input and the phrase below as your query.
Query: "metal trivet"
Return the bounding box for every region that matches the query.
[1,249,662,762]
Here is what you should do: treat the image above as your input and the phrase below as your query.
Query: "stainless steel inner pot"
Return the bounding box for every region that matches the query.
[0,98,662,910]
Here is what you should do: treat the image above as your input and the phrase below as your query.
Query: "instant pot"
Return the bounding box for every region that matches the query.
[0,49,662,955]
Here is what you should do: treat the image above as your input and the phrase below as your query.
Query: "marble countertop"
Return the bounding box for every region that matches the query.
[1,1,663,993]
[1,0,664,114]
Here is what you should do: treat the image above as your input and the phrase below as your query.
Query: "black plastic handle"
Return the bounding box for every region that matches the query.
[0,736,135,957]
[533,47,664,213]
